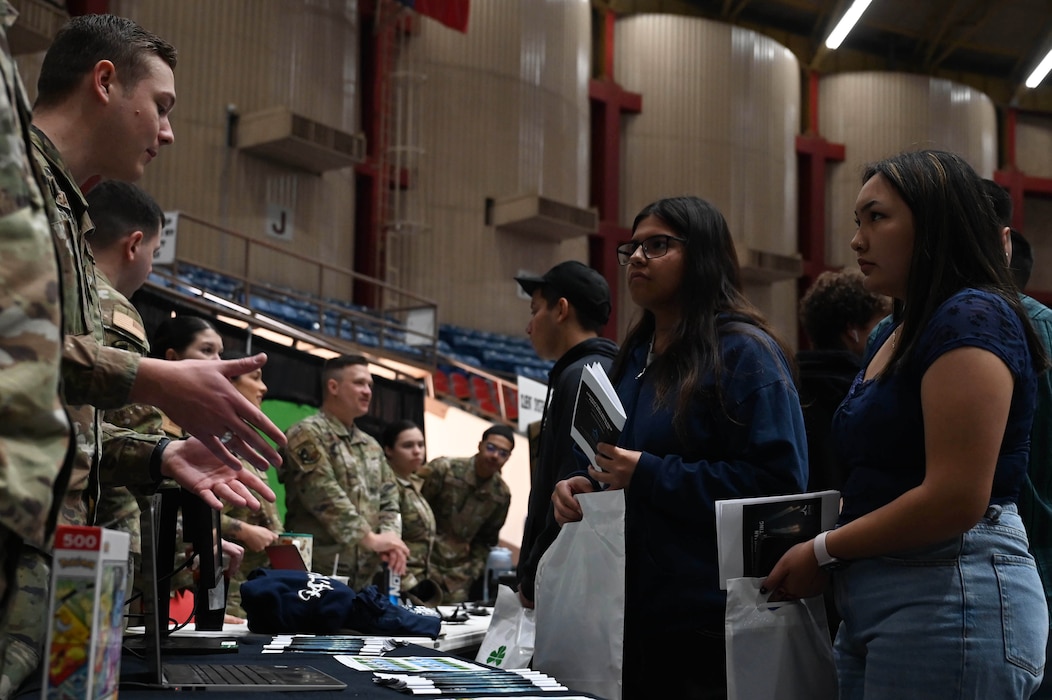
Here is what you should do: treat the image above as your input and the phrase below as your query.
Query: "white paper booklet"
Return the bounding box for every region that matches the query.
[569,362,626,471]
[715,490,840,589]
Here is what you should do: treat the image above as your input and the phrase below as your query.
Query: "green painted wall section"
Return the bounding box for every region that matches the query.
[259,399,318,522]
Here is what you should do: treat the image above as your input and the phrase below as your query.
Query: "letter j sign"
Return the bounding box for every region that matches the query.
[266,202,295,241]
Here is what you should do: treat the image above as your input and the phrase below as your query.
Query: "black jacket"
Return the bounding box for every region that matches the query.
[796,349,861,492]
[515,336,619,601]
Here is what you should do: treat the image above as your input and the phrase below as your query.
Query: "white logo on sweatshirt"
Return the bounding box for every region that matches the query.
[297,572,334,601]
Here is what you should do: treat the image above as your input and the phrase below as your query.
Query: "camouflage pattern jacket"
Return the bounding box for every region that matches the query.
[281,410,401,590]
[418,455,510,602]
[31,128,162,530]
[0,1,69,548]
[95,272,149,555]
[222,459,283,581]
[393,470,435,592]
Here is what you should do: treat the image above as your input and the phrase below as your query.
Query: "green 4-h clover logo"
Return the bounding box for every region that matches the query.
[486,645,507,666]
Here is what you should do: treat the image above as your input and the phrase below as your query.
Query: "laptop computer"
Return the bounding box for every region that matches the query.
[128,492,347,692]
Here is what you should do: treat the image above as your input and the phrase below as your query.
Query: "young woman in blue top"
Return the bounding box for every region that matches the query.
[765,150,1050,698]
[552,196,808,699]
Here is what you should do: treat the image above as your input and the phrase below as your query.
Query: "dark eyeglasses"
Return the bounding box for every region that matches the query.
[484,442,511,459]
[616,235,687,265]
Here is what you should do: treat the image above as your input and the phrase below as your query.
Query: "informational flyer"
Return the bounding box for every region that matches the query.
[715,490,841,589]
[569,362,625,471]
[335,655,487,673]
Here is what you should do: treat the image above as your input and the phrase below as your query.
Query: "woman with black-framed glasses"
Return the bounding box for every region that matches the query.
[553,196,808,699]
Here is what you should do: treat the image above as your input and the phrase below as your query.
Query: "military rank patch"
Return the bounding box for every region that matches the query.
[112,309,146,343]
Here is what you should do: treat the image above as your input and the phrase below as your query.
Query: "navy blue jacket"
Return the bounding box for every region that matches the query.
[616,319,807,639]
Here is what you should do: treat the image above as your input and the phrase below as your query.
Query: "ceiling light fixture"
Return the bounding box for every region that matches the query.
[1026,47,1052,88]
[825,0,875,50]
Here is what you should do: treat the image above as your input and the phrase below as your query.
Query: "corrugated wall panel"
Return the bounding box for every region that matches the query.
[613,15,800,341]
[77,0,363,300]
[1015,114,1052,292]
[1017,114,1052,179]
[820,72,996,270]
[400,0,591,334]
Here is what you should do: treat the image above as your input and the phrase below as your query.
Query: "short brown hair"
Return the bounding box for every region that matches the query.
[36,14,177,109]
[321,354,368,388]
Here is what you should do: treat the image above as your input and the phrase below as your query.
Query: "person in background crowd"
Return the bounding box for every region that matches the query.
[381,419,441,606]
[282,355,409,589]
[419,424,514,604]
[983,178,1052,699]
[512,261,618,609]
[765,150,1049,698]
[797,270,890,492]
[221,352,283,619]
[86,180,164,618]
[552,195,808,699]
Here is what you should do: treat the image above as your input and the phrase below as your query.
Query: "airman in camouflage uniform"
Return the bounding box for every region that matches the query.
[96,271,149,602]
[0,5,72,696]
[222,352,283,618]
[0,121,158,700]
[223,458,282,617]
[393,470,436,594]
[88,180,167,615]
[281,355,409,591]
[419,425,514,603]
[0,0,69,622]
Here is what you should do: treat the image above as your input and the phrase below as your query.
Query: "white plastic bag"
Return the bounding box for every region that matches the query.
[475,584,535,669]
[725,577,838,700]
[534,489,625,700]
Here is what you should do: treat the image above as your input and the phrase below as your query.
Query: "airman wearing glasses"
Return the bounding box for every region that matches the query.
[417,424,515,603]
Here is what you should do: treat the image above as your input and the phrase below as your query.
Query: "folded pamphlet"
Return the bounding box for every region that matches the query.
[569,362,626,472]
[715,490,840,589]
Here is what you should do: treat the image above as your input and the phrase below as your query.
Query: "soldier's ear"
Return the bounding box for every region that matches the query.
[125,230,145,259]
[92,60,117,104]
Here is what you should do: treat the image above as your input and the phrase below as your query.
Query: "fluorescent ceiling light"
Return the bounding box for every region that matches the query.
[1026,47,1052,88]
[825,0,875,50]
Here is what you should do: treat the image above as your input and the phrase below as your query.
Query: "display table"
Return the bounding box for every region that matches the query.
[20,633,599,699]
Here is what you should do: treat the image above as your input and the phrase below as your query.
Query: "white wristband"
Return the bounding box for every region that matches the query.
[813,530,840,568]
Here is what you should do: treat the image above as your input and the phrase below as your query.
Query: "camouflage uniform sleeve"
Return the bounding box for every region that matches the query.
[468,485,510,583]
[0,18,68,546]
[377,459,402,534]
[62,336,139,409]
[103,402,164,436]
[418,458,448,504]
[284,423,369,546]
[97,422,162,488]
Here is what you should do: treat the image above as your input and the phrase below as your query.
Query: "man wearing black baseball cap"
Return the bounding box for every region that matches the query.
[513,261,618,607]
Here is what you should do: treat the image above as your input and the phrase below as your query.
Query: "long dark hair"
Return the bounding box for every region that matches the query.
[867,150,1049,376]
[610,196,796,434]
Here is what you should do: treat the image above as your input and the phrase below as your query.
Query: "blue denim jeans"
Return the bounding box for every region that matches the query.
[833,504,1047,699]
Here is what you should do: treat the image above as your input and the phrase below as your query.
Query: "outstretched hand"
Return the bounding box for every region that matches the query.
[130,354,286,472]
[162,437,277,511]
